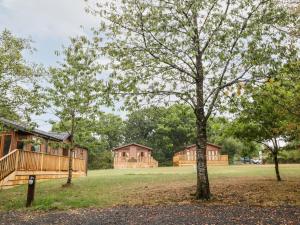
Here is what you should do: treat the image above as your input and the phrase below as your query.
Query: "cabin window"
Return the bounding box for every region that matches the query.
[79,149,84,159]
[122,152,126,157]
[31,137,41,152]
[31,144,40,152]
[17,141,24,150]
[63,148,68,157]
[208,151,211,160]
[140,152,144,157]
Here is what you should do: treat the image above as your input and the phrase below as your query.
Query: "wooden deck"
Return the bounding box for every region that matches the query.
[173,155,229,166]
[0,149,87,189]
[114,156,158,169]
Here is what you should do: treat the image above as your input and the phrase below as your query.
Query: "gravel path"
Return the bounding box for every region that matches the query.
[0,205,299,225]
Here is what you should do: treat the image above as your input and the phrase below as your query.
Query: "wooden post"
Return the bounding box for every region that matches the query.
[15,150,19,171]
[26,175,36,207]
[40,154,44,171]
[72,153,75,171]
[58,157,61,172]
[85,153,88,176]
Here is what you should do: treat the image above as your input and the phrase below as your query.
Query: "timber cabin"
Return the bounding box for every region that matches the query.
[0,117,88,189]
[173,143,228,166]
[113,143,158,169]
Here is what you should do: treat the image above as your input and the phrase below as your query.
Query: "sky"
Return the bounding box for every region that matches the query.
[0,0,98,65]
[0,0,122,130]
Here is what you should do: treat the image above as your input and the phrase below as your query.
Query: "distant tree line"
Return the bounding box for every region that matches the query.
[49,104,271,169]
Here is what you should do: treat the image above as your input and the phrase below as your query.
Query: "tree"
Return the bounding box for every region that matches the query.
[0,29,42,121]
[221,137,242,164]
[268,61,300,123]
[155,104,197,163]
[231,82,294,181]
[124,107,163,146]
[90,0,297,199]
[47,36,105,185]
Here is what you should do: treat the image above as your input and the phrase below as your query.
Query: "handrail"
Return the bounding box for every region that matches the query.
[0,149,19,181]
[0,149,18,161]
[19,150,84,160]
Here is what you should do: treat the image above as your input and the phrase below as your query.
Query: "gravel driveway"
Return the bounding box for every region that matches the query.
[0,204,299,225]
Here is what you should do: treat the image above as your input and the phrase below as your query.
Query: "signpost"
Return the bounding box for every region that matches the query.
[26,175,36,207]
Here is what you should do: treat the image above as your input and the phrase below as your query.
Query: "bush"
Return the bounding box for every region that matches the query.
[88,150,113,169]
[221,138,243,164]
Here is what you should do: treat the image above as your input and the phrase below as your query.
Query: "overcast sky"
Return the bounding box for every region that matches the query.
[0,0,121,130]
[0,0,98,65]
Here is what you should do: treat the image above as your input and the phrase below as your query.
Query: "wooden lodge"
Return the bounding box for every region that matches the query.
[0,117,88,189]
[173,143,228,166]
[113,143,158,169]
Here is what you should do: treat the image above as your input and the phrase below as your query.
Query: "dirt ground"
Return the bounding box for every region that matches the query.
[1,170,299,224]
[0,204,299,225]
[124,177,300,207]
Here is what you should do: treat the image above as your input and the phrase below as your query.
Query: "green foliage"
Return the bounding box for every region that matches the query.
[277,150,300,163]
[221,138,243,164]
[238,141,261,159]
[231,61,300,150]
[0,29,43,121]
[47,36,105,144]
[89,150,113,169]
[124,104,196,164]
[207,117,231,144]
[91,0,297,117]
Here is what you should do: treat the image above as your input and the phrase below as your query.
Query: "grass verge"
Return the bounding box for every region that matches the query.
[0,164,299,211]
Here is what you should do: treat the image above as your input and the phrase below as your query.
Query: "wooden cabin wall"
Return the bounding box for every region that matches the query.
[0,129,88,161]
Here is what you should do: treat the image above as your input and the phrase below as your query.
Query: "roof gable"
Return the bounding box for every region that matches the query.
[112,143,153,151]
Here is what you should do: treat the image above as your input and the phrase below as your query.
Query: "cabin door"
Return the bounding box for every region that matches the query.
[0,135,12,158]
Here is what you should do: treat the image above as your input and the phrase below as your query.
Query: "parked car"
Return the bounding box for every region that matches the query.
[251,159,262,164]
[240,157,251,164]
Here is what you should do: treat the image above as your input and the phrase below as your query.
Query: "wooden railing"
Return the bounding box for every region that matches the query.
[114,155,158,168]
[173,154,227,161]
[1,149,87,182]
[173,154,229,166]
[0,149,19,181]
[115,156,157,163]
[17,150,86,173]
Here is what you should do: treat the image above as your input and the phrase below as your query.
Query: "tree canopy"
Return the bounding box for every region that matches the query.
[230,62,300,180]
[0,29,42,121]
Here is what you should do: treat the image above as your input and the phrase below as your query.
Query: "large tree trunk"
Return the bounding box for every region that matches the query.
[66,148,73,184]
[194,74,210,200]
[66,114,75,185]
[273,152,281,181]
[195,115,210,200]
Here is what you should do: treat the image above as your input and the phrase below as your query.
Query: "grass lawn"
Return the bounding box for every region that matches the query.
[0,164,299,211]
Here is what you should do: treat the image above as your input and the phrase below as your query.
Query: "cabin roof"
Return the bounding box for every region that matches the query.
[0,117,70,142]
[112,143,153,151]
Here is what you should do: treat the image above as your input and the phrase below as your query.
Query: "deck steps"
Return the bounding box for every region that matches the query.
[0,171,85,189]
